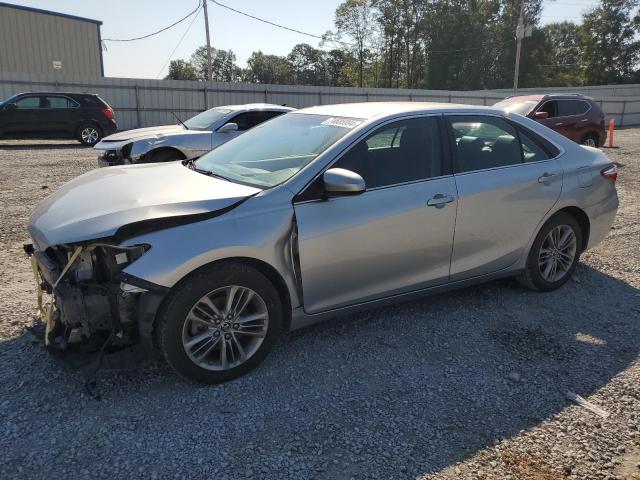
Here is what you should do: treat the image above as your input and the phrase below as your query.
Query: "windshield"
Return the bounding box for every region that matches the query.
[184,107,233,130]
[494,99,539,116]
[194,113,362,188]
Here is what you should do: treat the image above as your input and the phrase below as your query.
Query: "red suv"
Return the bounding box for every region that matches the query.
[494,94,606,147]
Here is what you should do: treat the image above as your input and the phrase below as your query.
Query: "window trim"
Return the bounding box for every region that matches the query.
[293,112,451,204]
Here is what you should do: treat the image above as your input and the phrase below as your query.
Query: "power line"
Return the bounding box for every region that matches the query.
[156,8,202,79]
[207,0,352,48]
[103,1,201,42]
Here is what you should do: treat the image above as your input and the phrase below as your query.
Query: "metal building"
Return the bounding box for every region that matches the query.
[0,2,103,77]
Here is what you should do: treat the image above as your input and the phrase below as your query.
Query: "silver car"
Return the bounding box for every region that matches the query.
[26,102,619,383]
[94,103,294,167]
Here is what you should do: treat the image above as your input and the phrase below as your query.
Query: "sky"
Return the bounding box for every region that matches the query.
[8,0,601,79]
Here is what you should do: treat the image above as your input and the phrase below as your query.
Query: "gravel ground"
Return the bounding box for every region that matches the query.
[0,134,639,480]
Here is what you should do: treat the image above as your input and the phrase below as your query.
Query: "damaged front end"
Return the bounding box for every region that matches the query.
[97,143,135,167]
[24,241,166,353]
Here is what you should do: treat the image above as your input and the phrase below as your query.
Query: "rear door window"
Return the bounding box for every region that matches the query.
[43,96,77,108]
[447,116,523,173]
[557,100,582,116]
[519,129,551,162]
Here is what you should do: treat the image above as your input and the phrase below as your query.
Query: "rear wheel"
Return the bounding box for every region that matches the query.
[518,213,582,291]
[580,133,599,147]
[77,123,103,146]
[157,263,282,384]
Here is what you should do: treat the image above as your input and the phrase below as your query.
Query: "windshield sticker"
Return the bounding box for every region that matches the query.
[321,117,363,129]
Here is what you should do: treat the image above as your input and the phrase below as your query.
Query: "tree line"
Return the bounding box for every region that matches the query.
[166,0,640,90]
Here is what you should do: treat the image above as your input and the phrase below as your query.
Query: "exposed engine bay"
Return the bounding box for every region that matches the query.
[24,242,165,353]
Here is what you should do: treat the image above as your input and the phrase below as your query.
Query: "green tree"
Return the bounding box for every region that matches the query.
[540,22,584,86]
[165,59,199,81]
[191,46,241,82]
[244,51,295,84]
[580,0,640,85]
[334,0,376,87]
[287,43,328,85]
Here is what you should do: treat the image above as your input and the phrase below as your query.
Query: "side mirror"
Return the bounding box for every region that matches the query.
[4,103,17,111]
[218,122,238,133]
[323,168,365,196]
[534,111,549,120]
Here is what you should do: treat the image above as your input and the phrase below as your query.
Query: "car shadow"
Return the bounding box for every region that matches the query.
[1,263,638,479]
[0,142,83,150]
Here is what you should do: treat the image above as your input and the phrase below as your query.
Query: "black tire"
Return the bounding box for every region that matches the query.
[157,262,282,384]
[518,212,582,292]
[580,133,599,148]
[147,149,184,163]
[76,122,103,146]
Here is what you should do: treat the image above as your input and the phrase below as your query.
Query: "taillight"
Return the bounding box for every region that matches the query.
[601,164,618,182]
[102,107,114,120]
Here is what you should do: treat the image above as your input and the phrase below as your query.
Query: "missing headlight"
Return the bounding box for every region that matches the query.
[94,244,150,280]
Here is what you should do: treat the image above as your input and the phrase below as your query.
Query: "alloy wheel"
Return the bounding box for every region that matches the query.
[181,286,269,371]
[81,127,99,144]
[583,137,597,147]
[538,225,577,282]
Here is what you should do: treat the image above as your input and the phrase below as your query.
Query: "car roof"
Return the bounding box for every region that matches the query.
[220,103,296,113]
[295,102,506,120]
[502,93,595,102]
[12,92,98,97]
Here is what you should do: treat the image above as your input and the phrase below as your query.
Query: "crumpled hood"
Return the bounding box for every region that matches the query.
[28,162,260,249]
[98,124,184,143]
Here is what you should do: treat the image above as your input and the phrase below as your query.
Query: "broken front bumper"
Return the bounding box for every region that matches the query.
[24,243,168,355]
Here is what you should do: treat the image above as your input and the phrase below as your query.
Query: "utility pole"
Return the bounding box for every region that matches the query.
[513,1,525,94]
[203,0,213,81]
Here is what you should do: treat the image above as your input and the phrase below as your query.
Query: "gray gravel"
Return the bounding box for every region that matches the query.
[0,134,639,480]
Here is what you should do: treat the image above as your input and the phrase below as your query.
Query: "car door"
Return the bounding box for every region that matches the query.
[293,115,458,313]
[445,114,563,281]
[38,96,78,136]
[535,99,581,141]
[560,99,592,142]
[3,95,42,136]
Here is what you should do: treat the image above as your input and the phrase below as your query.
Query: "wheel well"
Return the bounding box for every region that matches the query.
[148,147,186,162]
[557,206,590,251]
[169,257,293,331]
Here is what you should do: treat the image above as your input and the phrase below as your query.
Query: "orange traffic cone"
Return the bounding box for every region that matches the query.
[607,119,615,148]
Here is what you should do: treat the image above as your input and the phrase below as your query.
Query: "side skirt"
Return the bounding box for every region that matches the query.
[289,268,523,331]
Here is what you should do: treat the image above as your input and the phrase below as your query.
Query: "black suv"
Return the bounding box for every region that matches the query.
[0,92,117,146]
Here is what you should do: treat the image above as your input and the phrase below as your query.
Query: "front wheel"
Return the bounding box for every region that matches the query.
[157,263,282,383]
[518,213,582,291]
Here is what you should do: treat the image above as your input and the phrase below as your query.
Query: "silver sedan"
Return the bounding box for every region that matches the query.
[27,102,619,383]
[93,103,294,167]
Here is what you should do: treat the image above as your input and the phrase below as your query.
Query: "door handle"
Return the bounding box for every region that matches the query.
[538,172,559,185]
[555,122,564,127]
[581,118,589,122]
[427,194,455,208]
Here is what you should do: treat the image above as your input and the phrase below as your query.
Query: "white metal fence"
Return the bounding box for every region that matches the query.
[2,71,640,130]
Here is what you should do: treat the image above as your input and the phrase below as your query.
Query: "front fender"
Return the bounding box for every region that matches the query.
[120,190,301,308]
